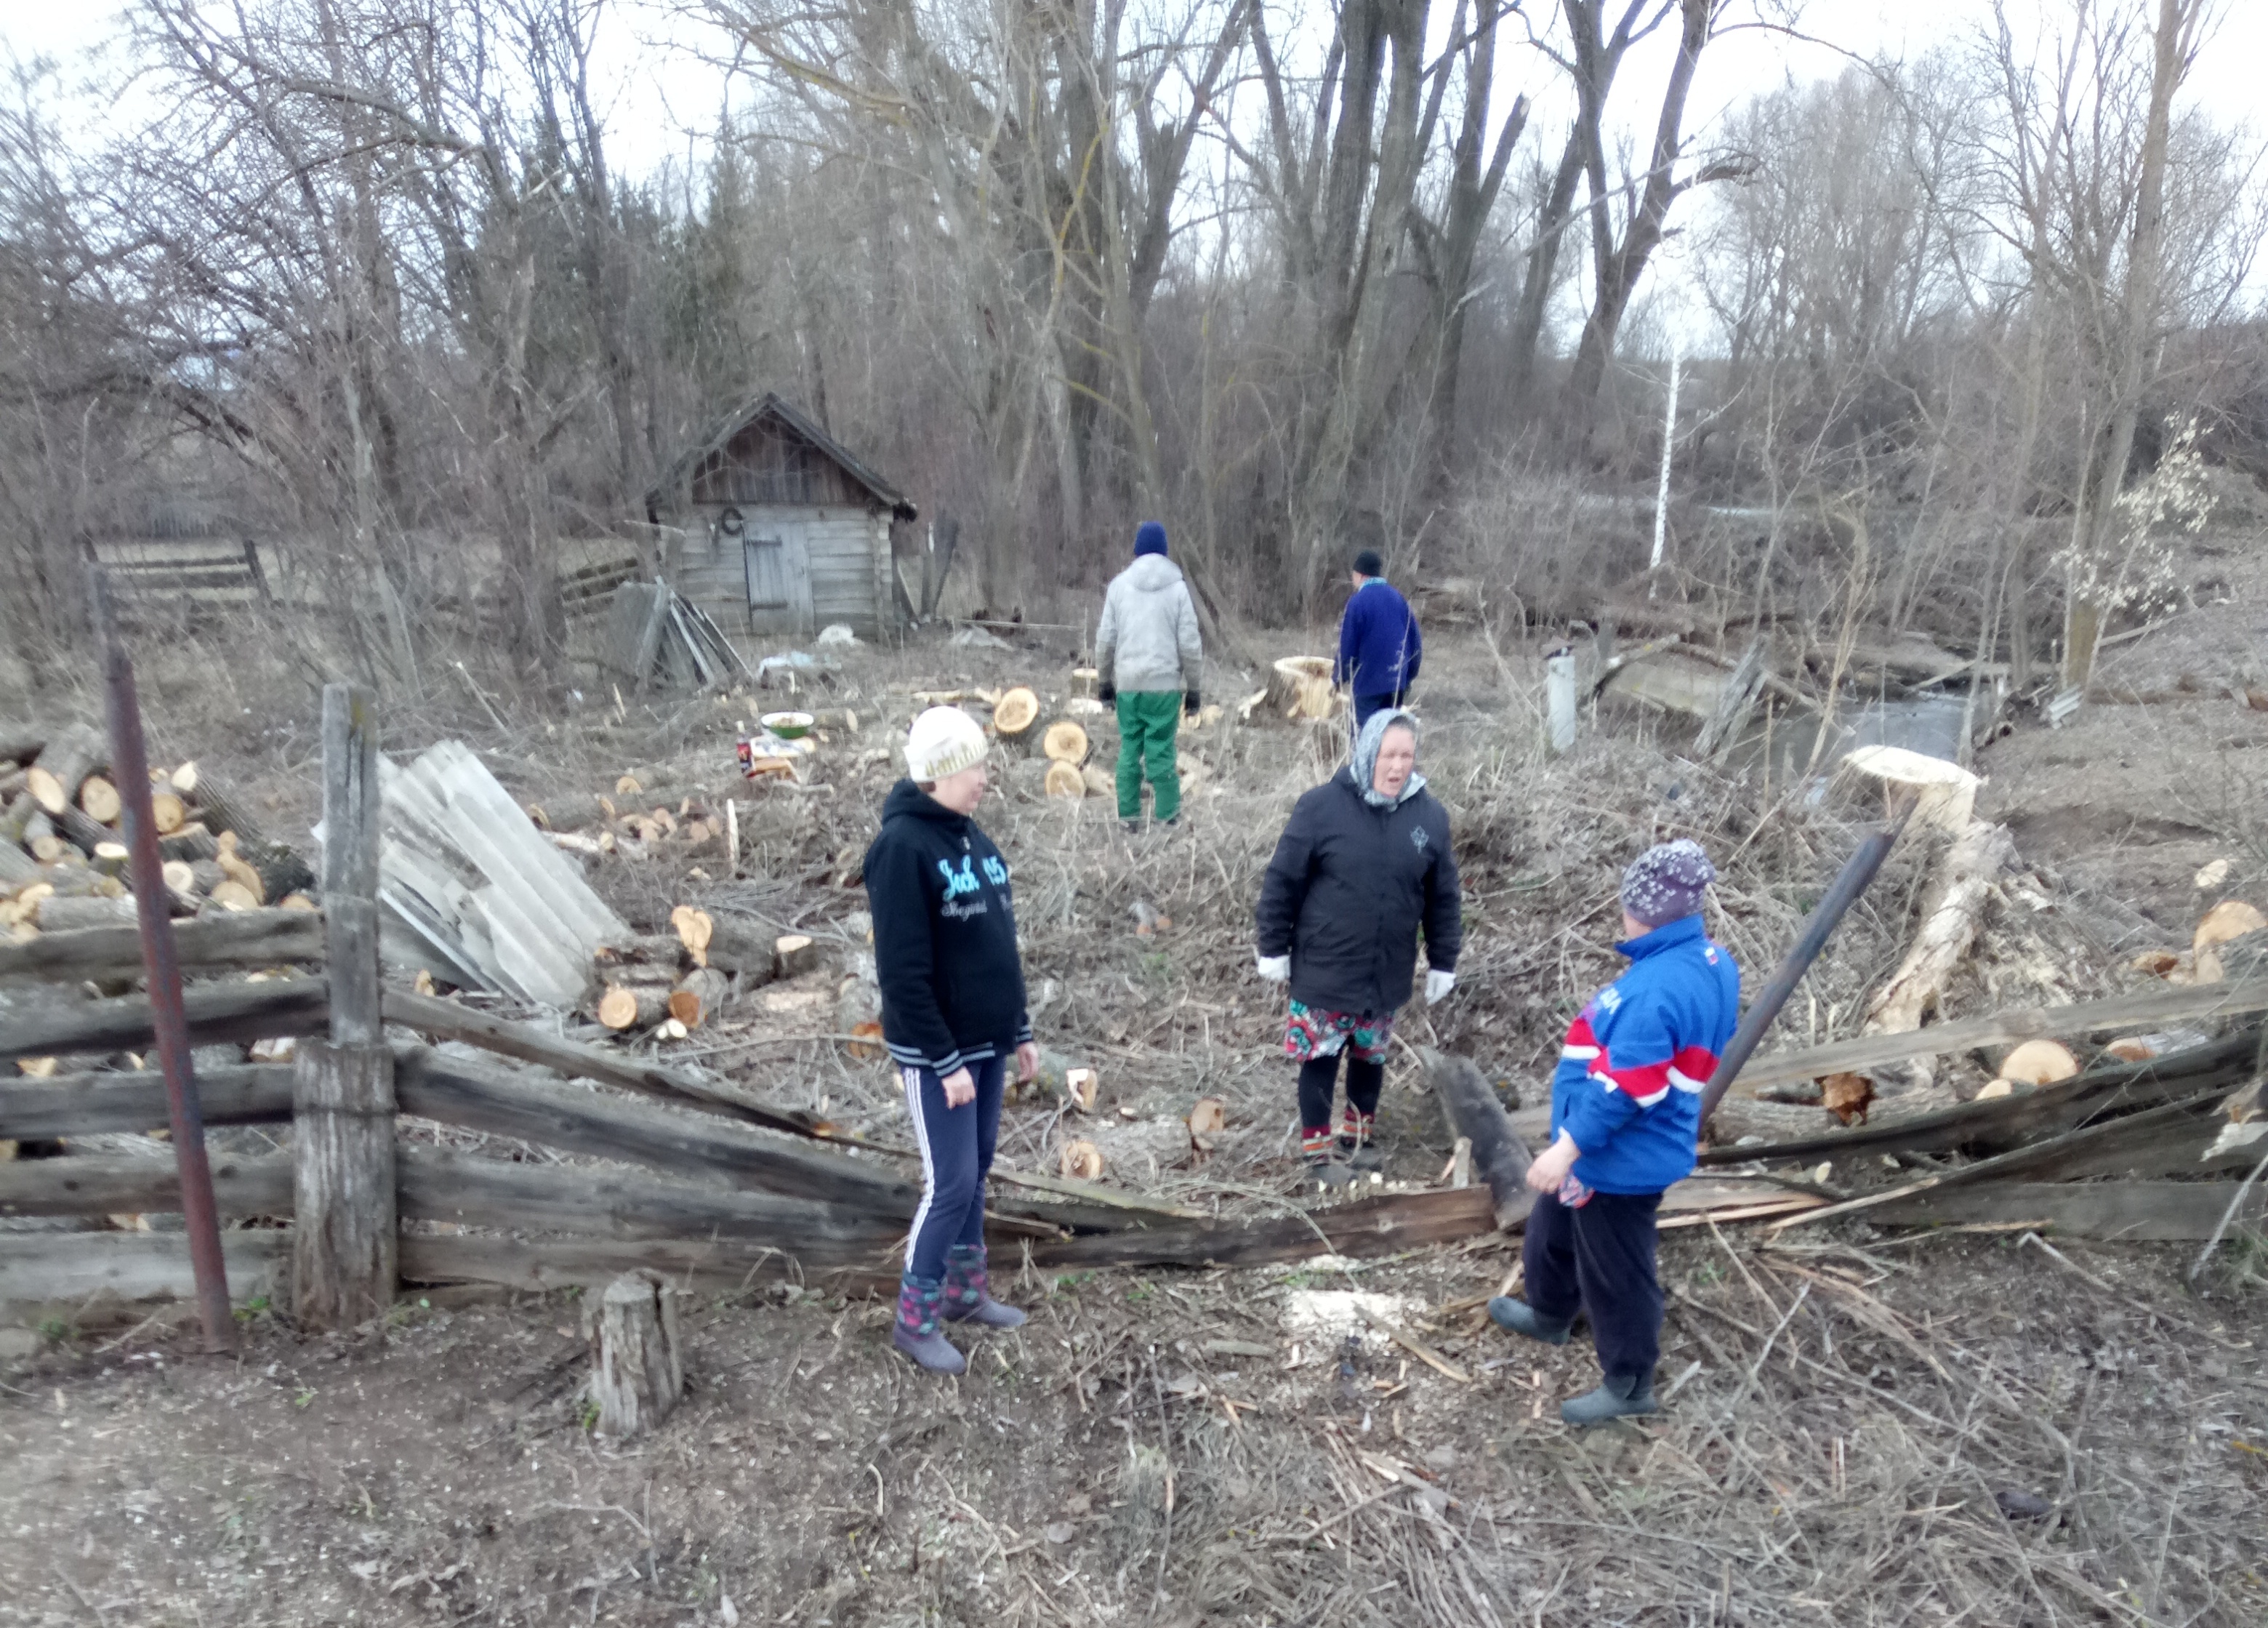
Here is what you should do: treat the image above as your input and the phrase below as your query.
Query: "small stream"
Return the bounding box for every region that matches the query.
[1729,691,1973,780]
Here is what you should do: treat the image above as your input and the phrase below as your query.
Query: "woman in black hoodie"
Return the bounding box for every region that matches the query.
[864,706,1038,1374]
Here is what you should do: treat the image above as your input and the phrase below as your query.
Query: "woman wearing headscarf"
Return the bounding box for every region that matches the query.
[1253,708,1460,1183]
[1488,840,1740,1425]
[864,705,1040,1375]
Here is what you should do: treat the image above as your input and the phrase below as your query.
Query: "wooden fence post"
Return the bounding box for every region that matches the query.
[292,683,395,1329]
[1545,649,1578,755]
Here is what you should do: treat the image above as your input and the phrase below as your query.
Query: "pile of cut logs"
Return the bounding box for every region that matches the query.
[1,721,313,942]
[584,905,822,1041]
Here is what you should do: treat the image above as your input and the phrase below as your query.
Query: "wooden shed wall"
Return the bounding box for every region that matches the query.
[673,504,895,638]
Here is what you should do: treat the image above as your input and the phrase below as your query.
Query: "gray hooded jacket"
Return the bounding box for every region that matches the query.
[1095,554,1202,693]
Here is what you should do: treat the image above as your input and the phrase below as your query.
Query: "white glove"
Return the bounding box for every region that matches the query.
[1425,969,1456,1006]
[1255,953,1291,983]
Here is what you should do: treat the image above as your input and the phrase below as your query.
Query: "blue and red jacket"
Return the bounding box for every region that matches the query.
[1549,915,1740,1195]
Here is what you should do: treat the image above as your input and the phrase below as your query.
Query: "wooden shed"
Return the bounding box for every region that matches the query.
[644,393,917,639]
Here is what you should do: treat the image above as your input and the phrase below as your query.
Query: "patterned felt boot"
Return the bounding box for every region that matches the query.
[943,1244,1028,1329]
[891,1273,967,1375]
[1339,1107,1383,1172]
[1302,1126,1353,1187]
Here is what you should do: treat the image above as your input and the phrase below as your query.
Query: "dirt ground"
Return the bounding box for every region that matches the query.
[6,574,2268,1623]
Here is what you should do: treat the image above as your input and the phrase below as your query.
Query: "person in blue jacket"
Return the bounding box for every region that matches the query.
[1334,550,1421,729]
[1489,840,1739,1425]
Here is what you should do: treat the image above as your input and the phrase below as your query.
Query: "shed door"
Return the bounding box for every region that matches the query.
[743,535,790,610]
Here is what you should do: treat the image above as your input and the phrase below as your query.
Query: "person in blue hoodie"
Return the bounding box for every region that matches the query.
[864,705,1040,1376]
[1489,840,1739,1425]
[1334,550,1422,729]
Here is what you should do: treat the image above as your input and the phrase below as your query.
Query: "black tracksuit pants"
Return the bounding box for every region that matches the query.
[1522,1187,1663,1384]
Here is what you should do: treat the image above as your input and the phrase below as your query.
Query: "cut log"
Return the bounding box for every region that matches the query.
[1042,721,1090,764]
[992,687,1040,738]
[1029,1186,1496,1270]
[161,859,198,897]
[2195,901,2268,982]
[702,918,779,985]
[1070,667,1099,699]
[669,905,713,968]
[169,761,199,797]
[0,841,34,891]
[55,803,116,857]
[0,723,48,764]
[588,1270,684,1438]
[596,981,672,1031]
[34,894,140,934]
[206,879,260,912]
[1045,761,1085,799]
[774,934,820,980]
[1841,745,1981,835]
[185,776,268,849]
[23,723,106,817]
[1859,819,2016,1088]
[92,842,131,880]
[1059,1140,1105,1180]
[78,775,121,825]
[669,968,731,1028]
[1998,1038,2080,1085]
[0,791,38,849]
[1186,1096,1226,1150]
[1263,656,1339,721]
[158,822,219,862]
[216,850,266,905]
[0,1230,290,1305]
[2103,1029,2213,1063]
[1422,1048,1534,1229]
[1080,763,1114,798]
[150,791,186,835]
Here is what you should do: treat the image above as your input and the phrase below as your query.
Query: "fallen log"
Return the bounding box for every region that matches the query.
[1026,1185,1497,1270]
[1860,820,2015,1090]
[1870,1179,2268,1241]
[0,1064,294,1139]
[0,1149,292,1219]
[1420,1048,1533,1229]
[0,905,325,985]
[23,723,106,817]
[1729,978,2268,1093]
[0,975,329,1063]
[1702,1025,2261,1166]
[399,1230,898,1292]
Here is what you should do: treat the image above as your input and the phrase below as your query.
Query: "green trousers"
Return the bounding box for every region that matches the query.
[1114,691,1182,822]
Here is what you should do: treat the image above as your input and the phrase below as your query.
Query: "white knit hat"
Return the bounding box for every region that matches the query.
[904,705,989,782]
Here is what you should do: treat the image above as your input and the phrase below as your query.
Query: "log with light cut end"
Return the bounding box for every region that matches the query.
[2194,900,2268,982]
[588,1270,683,1438]
[773,934,820,980]
[77,776,121,825]
[161,859,200,897]
[992,686,1040,738]
[701,920,776,985]
[1042,721,1090,764]
[54,804,113,858]
[1839,744,1982,835]
[1069,667,1099,699]
[0,792,38,849]
[91,842,130,880]
[1998,1039,2080,1085]
[596,981,672,1031]
[1045,761,1085,799]
[1186,1096,1226,1147]
[169,761,200,797]
[204,878,261,913]
[1059,1139,1105,1180]
[669,968,731,1028]
[669,905,713,968]
[217,850,266,905]
[23,723,105,818]
[2102,1030,2212,1064]
[150,791,186,835]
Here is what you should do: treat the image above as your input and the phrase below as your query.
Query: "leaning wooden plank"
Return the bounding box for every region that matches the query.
[1420,1047,1534,1229]
[0,1230,290,1304]
[0,906,325,985]
[0,975,328,1063]
[0,1150,291,1219]
[399,1230,897,1293]
[0,1064,294,1139]
[398,1147,921,1244]
[1870,1180,2268,1242]
[1024,1187,1497,1270]
[1731,978,2268,1093]
[1700,1027,2260,1167]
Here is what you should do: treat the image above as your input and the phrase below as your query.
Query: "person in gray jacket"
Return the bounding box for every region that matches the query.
[1094,521,1202,827]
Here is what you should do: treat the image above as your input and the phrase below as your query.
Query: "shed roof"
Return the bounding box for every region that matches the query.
[648,393,917,522]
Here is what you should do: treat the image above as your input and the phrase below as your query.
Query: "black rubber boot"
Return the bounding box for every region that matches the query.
[1487,1298,1572,1345]
[1561,1371,1658,1427]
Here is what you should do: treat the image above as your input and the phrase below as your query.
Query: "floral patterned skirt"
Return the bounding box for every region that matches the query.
[1282,998,1396,1064]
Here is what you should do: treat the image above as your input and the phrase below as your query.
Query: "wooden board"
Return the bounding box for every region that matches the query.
[1870,1181,2267,1241]
[0,1065,294,1139]
[0,1150,291,1219]
[1024,1186,1497,1270]
[1729,979,2268,1093]
[0,1230,290,1305]
[0,975,329,1063]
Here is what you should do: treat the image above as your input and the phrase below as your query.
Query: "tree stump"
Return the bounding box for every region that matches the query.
[774,934,821,979]
[589,1270,683,1439]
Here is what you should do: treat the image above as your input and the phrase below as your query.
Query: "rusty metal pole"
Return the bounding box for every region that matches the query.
[88,564,235,1352]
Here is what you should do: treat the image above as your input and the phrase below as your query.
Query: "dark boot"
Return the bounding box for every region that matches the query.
[891,1273,967,1375]
[943,1244,1027,1330]
[1487,1298,1572,1345]
[1339,1107,1383,1171]
[1303,1126,1353,1188]
[1561,1371,1658,1427]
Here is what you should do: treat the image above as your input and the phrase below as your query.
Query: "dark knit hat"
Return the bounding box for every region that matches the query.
[1135,521,1168,558]
[1351,549,1384,578]
[1621,838,1716,928]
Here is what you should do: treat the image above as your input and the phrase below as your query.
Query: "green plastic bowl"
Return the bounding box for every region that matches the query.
[760,710,816,739]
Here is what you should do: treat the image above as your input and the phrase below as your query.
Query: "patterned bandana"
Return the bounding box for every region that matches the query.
[1620,838,1716,928]
[1350,707,1425,809]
